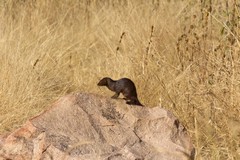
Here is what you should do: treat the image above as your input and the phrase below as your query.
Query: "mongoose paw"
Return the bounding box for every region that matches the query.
[111,95,118,99]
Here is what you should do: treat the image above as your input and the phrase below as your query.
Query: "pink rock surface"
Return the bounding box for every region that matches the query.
[0,93,195,160]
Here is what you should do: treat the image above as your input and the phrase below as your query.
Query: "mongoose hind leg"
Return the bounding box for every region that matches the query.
[126,99,143,106]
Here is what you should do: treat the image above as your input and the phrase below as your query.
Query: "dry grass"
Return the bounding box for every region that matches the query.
[0,0,239,159]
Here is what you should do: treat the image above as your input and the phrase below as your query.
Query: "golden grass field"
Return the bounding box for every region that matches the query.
[0,0,239,159]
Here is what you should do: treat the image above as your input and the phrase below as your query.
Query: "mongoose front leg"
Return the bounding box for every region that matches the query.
[111,92,120,99]
[126,101,134,105]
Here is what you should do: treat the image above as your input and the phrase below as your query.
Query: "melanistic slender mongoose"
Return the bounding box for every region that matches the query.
[97,77,143,106]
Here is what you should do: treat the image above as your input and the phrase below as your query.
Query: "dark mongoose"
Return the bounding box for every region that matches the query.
[97,77,143,106]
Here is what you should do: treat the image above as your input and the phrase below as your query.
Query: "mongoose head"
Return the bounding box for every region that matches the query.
[97,77,111,86]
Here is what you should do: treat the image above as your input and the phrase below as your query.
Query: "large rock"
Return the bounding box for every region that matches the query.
[0,93,195,160]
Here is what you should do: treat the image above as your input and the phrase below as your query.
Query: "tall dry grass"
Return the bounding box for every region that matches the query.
[0,0,239,159]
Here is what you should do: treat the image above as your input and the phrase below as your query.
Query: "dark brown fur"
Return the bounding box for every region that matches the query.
[97,77,143,106]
